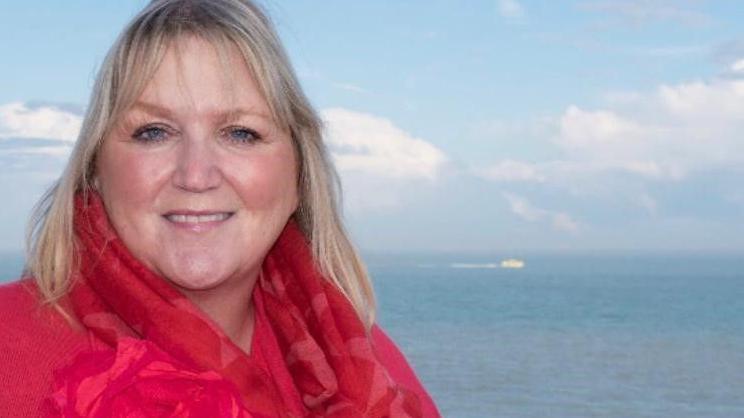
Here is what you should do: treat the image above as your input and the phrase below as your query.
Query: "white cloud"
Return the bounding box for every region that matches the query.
[502,192,579,233]
[0,102,79,181]
[497,0,526,20]
[657,80,744,119]
[730,59,744,74]
[552,106,688,180]
[321,108,448,212]
[484,75,744,184]
[479,73,744,226]
[0,102,82,142]
[322,108,447,180]
[557,105,651,154]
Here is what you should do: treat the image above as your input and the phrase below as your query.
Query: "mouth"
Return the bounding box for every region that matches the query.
[162,210,235,231]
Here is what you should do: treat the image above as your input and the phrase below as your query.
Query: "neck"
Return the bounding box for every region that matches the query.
[177,269,259,354]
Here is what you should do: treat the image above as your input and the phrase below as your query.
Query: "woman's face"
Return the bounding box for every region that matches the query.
[96,36,298,292]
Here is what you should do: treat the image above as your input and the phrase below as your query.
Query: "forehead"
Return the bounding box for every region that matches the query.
[133,35,271,120]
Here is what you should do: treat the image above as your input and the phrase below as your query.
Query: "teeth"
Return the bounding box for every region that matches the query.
[165,213,230,223]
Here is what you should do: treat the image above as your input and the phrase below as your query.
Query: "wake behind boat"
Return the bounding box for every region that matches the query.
[448,259,525,269]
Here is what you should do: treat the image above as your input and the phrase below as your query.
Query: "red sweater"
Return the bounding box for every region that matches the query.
[0,278,440,417]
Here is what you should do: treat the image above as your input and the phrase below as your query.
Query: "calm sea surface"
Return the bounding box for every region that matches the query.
[3,251,743,417]
[368,252,744,418]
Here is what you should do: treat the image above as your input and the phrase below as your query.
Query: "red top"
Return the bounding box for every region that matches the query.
[0,279,440,417]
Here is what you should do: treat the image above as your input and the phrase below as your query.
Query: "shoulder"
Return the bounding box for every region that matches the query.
[0,277,88,355]
[370,324,441,418]
[0,278,89,418]
[0,278,50,336]
[0,278,80,337]
[0,277,37,305]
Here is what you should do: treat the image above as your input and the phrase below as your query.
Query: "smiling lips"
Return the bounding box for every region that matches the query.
[162,211,235,232]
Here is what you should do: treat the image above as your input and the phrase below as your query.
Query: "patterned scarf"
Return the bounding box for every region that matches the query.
[50,191,422,417]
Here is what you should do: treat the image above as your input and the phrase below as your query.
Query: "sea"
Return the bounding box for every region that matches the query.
[2,250,743,417]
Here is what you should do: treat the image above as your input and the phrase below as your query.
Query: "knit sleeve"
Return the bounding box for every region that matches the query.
[370,325,442,418]
[0,279,89,418]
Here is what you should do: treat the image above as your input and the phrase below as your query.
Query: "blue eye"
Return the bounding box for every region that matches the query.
[224,126,261,144]
[132,125,169,143]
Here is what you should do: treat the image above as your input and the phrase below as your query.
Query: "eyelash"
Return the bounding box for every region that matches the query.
[131,124,263,145]
[131,124,170,143]
[220,126,263,144]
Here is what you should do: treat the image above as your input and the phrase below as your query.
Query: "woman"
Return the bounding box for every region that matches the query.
[0,1,440,416]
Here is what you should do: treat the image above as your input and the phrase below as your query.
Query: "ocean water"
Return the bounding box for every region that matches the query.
[0,251,24,282]
[369,252,744,418]
[3,251,743,417]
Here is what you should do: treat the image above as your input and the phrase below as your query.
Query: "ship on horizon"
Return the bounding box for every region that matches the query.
[500,258,525,269]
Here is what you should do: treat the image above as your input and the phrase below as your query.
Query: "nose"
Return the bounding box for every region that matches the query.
[172,134,222,193]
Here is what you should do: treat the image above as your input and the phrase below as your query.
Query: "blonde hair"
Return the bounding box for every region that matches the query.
[26,0,376,327]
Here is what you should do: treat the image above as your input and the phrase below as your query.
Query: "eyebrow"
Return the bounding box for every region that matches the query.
[128,100,273,122]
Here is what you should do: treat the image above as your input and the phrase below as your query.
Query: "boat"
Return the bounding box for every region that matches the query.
[500,258,525,269]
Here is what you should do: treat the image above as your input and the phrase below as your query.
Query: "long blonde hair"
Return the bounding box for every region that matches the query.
[26,0,376,327]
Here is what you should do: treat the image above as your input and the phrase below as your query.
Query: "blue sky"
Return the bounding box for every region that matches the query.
[1,0,743,252]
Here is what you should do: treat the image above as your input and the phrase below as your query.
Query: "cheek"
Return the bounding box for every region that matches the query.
[231,148,298,210]
[96,144,169,208]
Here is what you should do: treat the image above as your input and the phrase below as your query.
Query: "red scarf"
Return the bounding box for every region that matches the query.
[48,192,422,417]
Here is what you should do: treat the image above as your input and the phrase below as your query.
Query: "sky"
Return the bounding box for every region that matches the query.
[1,0,743,253]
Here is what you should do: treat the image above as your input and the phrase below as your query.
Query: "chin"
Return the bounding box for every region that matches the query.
[167,274,227,292]
[160,259,235,291]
